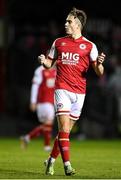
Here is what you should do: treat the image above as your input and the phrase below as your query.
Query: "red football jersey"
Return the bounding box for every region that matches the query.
[31,66,56,104]
[48,36,98,94]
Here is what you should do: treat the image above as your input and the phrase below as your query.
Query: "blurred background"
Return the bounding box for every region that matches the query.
[0,0,121,139]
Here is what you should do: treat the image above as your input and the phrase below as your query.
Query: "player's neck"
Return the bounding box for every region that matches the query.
[71,33,82,40]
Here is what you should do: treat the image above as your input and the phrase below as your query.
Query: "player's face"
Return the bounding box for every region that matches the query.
[65,15,80,36]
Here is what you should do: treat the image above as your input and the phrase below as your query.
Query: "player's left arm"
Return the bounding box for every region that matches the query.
[30,67,43,112]
[92,52,105,76]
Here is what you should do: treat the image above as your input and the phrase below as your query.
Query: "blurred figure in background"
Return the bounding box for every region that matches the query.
[20,65,56,151]
[108,57,121,136]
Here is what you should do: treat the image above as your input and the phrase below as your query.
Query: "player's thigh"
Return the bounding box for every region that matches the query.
[70,94,85,120]
[54,89,71,115]
[69,119,76,131]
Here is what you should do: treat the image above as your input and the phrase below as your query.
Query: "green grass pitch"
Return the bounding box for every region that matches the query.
[0,138,121,179]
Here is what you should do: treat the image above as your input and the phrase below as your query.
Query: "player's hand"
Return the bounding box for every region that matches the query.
[38,54,46,65]
[30,103,37,112]
[97,52,106,64]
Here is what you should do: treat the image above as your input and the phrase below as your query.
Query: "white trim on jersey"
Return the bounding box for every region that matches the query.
[32,66,44,84]
[30,66,44,104]
[90,43,98,61]
[48,40,58,60]
[82,37,98,62]
[30,83,39,104]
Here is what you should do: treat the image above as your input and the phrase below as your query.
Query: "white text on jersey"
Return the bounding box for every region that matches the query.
[61,52,79,65]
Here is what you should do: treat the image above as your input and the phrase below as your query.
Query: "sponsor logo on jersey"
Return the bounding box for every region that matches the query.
[61,52,79,65]
[46,78,55,88]
[79,44,86,49]
[61,42,66,46]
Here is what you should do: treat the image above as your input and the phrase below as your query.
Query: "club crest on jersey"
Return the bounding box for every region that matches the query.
[57,103,63,109]
[79,44,86,49]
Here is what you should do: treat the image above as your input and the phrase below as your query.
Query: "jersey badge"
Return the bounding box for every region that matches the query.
[79,44,86,49]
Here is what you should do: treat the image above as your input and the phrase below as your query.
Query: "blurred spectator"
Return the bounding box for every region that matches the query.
[108,57,121,136]
[82,80,119,138]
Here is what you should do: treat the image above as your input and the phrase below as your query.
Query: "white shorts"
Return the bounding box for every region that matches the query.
[36,103,55,123]
[54,89,85,120]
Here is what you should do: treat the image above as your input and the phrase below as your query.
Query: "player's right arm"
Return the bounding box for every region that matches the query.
[38,55,53,69]
[38,40,57,69]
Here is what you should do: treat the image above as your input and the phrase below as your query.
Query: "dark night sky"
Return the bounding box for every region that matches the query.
[7,0,121,25]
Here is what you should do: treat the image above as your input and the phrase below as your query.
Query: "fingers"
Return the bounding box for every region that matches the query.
[97,52,106,64]
[38,54,46,65]
[38,54,45,59]
[100,52,106,57]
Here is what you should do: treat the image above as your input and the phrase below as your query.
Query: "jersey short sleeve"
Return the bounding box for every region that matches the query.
[90,43,98,62]
[48,40,58,60]
[30,66,43,104]
[32,66,43,85]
